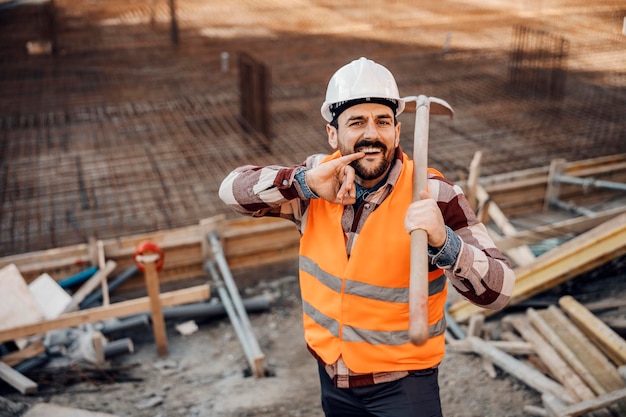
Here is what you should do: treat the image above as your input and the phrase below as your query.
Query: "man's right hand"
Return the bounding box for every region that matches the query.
[305,152,365,205]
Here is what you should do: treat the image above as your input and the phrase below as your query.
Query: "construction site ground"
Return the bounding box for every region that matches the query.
[1,0,626,416]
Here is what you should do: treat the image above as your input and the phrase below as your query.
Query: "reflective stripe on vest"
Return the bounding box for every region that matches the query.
[299,151,448,373]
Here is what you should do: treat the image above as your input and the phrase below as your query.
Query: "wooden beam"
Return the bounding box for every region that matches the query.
[544,159,566,211]
[466,313,484,338]
[511,315,597,403]
[142,260,168,357]
[447,339,535,355]
[559,295,626,367]
[467,336,574,403]
[64,260,117,313]
[527,307,607,396]
[466,151,482,212]
[0,284,210,344]
[557,388,626,417]
[538,306,626,408]
[449,213,626,323]
[0,244,91,276]
[0,340,45,367]
[495,205,626,251]
[476,185,536,267]
[0,362,37,394]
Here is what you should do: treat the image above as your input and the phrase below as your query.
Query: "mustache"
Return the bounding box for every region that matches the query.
[353,140,387,153]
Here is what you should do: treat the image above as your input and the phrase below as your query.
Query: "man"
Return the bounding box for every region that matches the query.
[219,57,515,417]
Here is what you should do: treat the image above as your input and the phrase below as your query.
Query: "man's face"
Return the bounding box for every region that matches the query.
[327,102,401,187]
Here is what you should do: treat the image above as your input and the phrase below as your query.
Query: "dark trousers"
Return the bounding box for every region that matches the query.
[318,363,443,417]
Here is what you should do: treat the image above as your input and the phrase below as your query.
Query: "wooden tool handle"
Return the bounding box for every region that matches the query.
[408,95,431,346]
[409,229,430,345]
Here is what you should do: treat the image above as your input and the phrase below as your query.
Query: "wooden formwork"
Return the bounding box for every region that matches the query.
[469,154,626,219]
[0,215,300,296]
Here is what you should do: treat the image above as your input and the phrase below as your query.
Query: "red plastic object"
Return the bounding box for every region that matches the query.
[133,240,165,272]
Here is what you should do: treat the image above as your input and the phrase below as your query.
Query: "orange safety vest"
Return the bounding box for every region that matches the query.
[299,151,447,373]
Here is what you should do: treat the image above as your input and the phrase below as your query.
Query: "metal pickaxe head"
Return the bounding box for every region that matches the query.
[402,95,455,118]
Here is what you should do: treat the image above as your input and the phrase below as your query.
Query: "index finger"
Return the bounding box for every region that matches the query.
[335,152,365,166]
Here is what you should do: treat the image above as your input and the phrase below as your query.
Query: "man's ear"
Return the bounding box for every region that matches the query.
[327,124,338,150]
[394,122,401,148]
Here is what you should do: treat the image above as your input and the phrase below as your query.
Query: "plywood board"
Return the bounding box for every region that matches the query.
[0,264,44,331]
[29,273,72,319]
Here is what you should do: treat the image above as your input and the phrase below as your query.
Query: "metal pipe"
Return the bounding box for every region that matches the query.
[445,304,466,340]
[553,174,626,192]
[208,232,263,358]
[204,260,253,364]
[549,198,596,216]
[58,266,98,289]
[14,353,50,374]
[104,338,134,358]
[98,314,151,336]
[161,295,271,322]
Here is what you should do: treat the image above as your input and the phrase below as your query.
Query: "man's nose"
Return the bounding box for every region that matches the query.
[363,119,378,138]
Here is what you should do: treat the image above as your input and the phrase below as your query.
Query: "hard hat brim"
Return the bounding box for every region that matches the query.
[321,97,406,122]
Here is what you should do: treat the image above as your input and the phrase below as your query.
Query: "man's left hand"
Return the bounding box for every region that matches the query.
[404,190,447,248]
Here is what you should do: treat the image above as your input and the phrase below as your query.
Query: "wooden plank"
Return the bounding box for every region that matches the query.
[0,264,45,349]
[477,185,536,267]
[527,307,607,396]
[511,315,598,403]
[467,313,485,338]
[495,205,626,251]
[0,340,45,367]
[23,403,118,417]
[64,260,117,313]
[0,284,210,343]
[0,362,37,394]
[0,244,91,276]
[447,339,535,355]
[97,240,110,306]
[465,150,482,211]
[558,388,626,417]
[559,295,626,367]
[142,260,168,357]
[538,306,626,404]
[544,159,566,211]
[102,224,202,258]
[28,273,72,319]
[467,336,574,403]
[449,213,626,323]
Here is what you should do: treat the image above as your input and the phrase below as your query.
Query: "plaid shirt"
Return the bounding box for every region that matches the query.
[219,147,515,388]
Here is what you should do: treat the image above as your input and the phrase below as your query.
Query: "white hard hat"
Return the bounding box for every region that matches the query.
[320,57,405,122]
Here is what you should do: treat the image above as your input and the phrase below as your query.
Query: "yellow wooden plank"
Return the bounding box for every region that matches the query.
[449,213,626,323]
[559,295,626,367]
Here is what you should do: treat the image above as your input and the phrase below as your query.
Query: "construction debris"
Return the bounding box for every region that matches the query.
[449,290,626,417]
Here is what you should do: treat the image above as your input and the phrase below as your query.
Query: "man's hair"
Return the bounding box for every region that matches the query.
[329,98,399,129]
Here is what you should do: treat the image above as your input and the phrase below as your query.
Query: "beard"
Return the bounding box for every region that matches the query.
[343,140,394,181]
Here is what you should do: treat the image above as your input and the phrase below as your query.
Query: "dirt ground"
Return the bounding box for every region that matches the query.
[1,272,544,417]
[2,255,626,417]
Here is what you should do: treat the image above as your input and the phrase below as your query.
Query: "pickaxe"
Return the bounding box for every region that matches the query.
[402,95,454,345]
